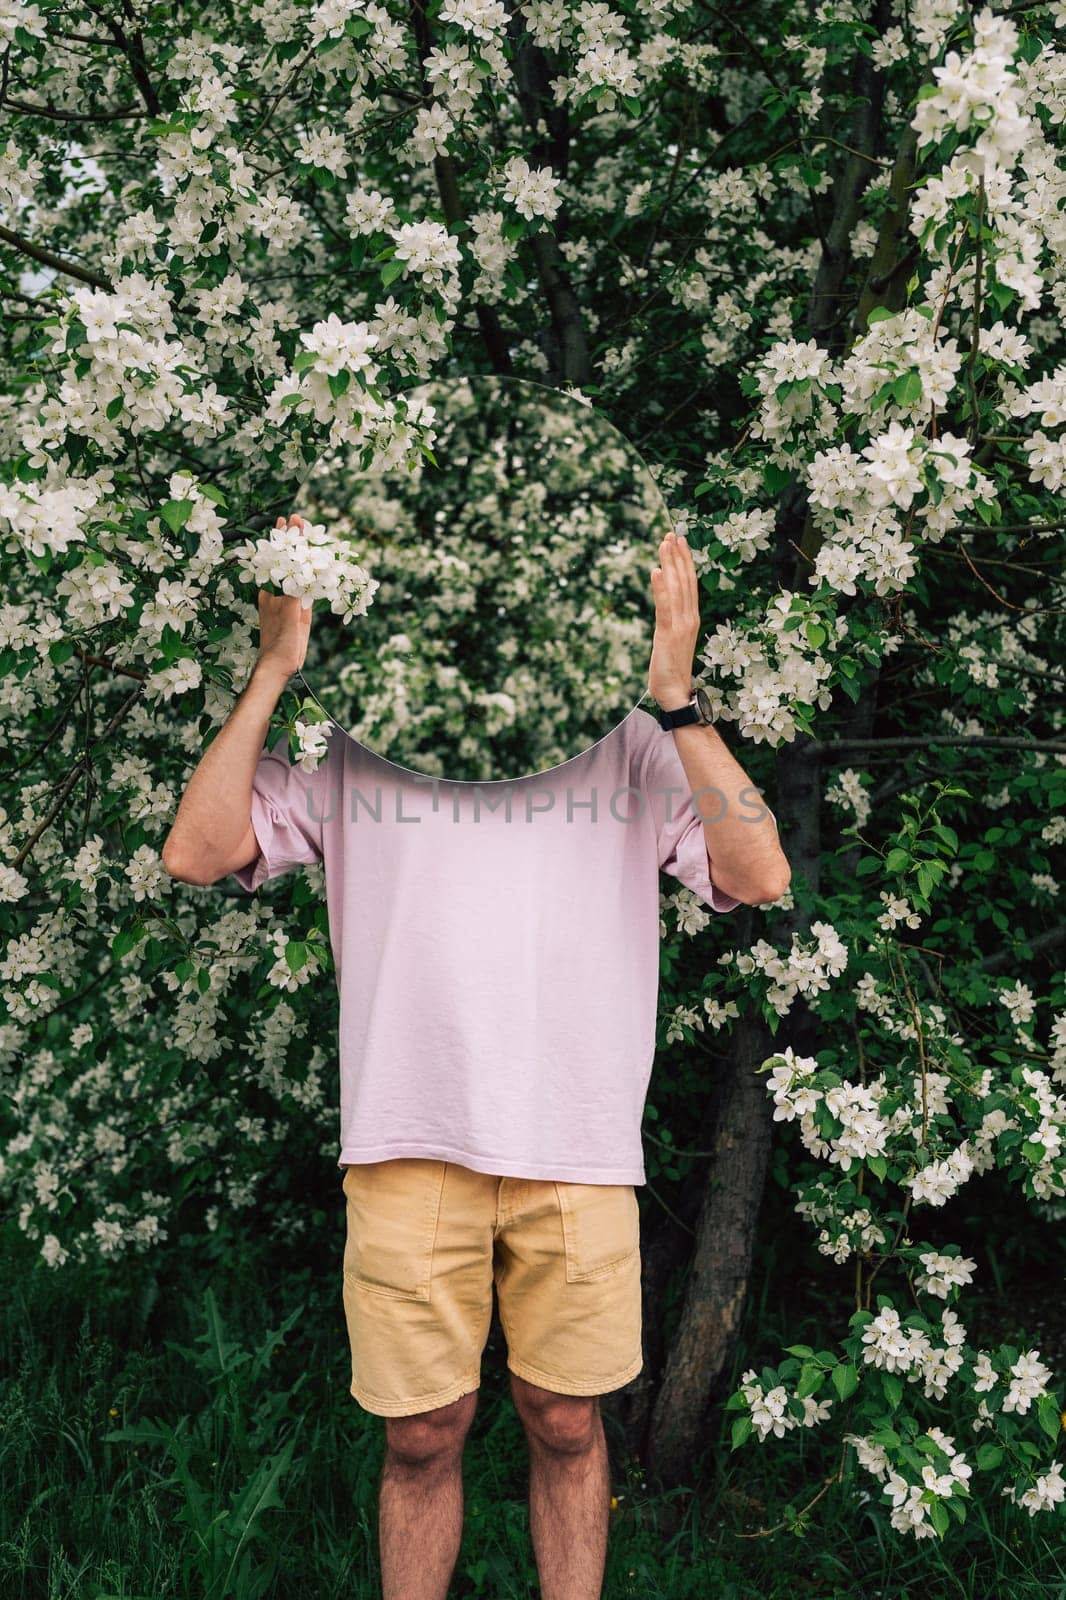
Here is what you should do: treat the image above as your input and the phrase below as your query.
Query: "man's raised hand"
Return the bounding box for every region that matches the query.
[254,514,314,683]
[648,529,700,708]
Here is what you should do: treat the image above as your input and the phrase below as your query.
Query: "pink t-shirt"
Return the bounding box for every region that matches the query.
[231,706,742,1184]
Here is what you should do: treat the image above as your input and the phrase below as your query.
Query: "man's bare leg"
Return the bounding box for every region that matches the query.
[510,1372,611,1600]
[378,1389,479,1600]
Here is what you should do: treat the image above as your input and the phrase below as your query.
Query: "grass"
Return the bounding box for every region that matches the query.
[1,1169,1063,1600]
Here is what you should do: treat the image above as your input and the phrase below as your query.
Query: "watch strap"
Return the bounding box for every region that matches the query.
[657,701,700,731]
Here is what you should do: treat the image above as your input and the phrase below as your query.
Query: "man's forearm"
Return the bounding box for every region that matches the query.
[670,721,790,904]
[162,662,289,880]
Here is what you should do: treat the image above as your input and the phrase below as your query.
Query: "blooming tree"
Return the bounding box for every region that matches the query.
[0,0,1063,1542]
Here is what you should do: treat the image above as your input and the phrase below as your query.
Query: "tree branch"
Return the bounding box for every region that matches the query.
[10,684,144,871]
[983,925,1066,975]
[814,735,1066,757]
[0,94,140,121]
[82,0,160,116]
[0,222,110,290]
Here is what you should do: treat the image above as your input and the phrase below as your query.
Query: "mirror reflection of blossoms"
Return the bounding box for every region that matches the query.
[295,375,666,781]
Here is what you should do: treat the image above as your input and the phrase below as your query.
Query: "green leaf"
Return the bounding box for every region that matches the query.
[882,1372,903,1410]
[866,306,896,325]
[806,621,827,649]
[775,377,810,402]
[159,624,185,660]
[112,924,146,959]
[987,279,1013,313]
[795,1363,823,1399]
[730,1414,753,1451]
[381,258,405,286]
[893,370,923,406]
[831,1362,859,1401]
[293,350,318,373]
[160,498,194,534]
[49,639,76,665]
[344,14,373,35]
[327,369,351,397]
[1037,1393,1061,1442]
[622,96,642,117]
[105,394,124,420]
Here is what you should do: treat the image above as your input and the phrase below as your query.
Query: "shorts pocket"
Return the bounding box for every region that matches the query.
[343,1159,448,1301]
[553,1182,640,1283]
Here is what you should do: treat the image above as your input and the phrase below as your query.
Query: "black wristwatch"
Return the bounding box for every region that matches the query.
[657,686,713,731]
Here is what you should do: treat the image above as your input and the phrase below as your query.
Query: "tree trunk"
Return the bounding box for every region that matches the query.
[644,731,822,1483]
[505,3,592,387]
[642,1004,776,1482]
[409,0,512,375]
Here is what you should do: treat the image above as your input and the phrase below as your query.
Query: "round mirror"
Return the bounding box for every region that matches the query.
[294,375,669,782]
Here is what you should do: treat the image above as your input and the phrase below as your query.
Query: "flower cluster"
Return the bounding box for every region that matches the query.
[722,923,849,1016]
[232,517,379,625]
[912,9,1031,176]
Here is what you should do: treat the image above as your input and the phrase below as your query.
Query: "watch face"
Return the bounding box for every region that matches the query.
[695,687,713,721]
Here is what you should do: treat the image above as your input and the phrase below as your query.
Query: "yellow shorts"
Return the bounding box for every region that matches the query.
[340,1158,643,1417]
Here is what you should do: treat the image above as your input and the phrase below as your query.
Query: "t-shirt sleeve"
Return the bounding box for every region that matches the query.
[633,708,744,914]
[230,737,331,894]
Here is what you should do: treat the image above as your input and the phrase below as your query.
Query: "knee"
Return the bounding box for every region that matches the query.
[384,1391,476,1470]
[513,1385,600,1455]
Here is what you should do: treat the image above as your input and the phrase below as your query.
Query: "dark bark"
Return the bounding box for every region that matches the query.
[806,0,891,358]
[983,924,1066,975]
[0,222,110,290]
[853,120,921,336]
[605,1201,691,1445]
[642,25,914,1484]
[505,4,592,387]
[643,1005,777,1483]
[408,0,512,375]
[645,731,824,1484]
[432,149,513,376]
[82,0,160,117]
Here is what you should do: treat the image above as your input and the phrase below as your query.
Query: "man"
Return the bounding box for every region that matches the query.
[162,515,790,1600]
